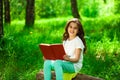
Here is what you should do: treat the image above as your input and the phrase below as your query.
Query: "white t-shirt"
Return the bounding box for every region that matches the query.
[63,36,85,72]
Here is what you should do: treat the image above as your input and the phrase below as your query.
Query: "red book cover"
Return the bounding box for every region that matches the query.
[39,43,66,60]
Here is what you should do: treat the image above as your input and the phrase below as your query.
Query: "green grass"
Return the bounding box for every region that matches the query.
[0,16,120,80]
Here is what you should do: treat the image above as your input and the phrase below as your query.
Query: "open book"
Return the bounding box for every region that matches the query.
[39,43,66,60]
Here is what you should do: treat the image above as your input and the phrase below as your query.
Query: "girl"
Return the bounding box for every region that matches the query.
[43,18,86,80]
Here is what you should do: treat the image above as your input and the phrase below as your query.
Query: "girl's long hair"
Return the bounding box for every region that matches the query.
[63,18,87,53]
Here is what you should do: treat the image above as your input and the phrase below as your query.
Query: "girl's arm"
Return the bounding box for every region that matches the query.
[63,48,82,62]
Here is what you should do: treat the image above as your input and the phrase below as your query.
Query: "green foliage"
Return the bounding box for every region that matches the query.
[0,18,69,80]
[35,0,71,18]
[10,0,72,20]
[1,0,120,79]
[114,0,120,14]
[10,0,119,20]
[80,15,120,80]
[10,0,26,20]
[1,16,120,80]
[81,0,100,18]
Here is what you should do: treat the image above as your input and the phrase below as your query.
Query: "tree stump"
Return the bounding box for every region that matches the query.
[36,70,104,80]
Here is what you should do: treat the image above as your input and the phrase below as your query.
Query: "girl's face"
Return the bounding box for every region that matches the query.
[68,22,78,38]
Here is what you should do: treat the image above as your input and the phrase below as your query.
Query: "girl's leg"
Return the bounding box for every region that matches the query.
[53,60,75,80]
[43,60,52,80]
[53,60,63,80]
[62,61,75,73]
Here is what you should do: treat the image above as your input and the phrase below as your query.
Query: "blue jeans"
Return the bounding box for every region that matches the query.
[43,60,75,80]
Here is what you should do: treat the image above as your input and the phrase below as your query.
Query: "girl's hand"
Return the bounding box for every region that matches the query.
[63,48,82,62]
[63,55,70,61]
[43,56,46,61]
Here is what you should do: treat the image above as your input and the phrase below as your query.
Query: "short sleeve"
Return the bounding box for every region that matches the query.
[75,37,84,50]
[63,40,66,47]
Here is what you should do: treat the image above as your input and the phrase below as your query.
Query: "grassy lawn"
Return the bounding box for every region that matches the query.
[0,16,120,80]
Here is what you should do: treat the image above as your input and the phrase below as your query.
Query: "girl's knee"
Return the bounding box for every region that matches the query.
[54,60,62,67]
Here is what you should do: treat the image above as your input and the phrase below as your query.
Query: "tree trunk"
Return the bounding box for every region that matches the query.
[25,0,35,27]
[70,0,81,19]
[4,0,10,24]
[0,0,4,38]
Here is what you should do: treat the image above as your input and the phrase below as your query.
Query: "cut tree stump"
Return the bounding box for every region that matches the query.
[36,70,104,80]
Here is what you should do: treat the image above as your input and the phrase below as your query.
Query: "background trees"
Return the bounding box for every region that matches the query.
[25,0,35,27]
[0,0,120,80]
[6,0,120,21]
[0,0,3,38]
[70,0,80,19]
[4,0,10,24]
[9,0,120,20]
[0,0,10,39]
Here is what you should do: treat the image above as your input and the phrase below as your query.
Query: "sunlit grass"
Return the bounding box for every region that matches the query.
[0,16,120,80]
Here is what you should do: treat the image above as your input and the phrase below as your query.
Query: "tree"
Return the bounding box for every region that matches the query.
[70,0,81,19]
[25,0,35,27]
[4,0,10,24]
[0,0,3,38]
[103,0,106,4]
